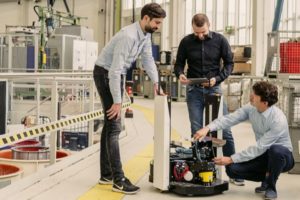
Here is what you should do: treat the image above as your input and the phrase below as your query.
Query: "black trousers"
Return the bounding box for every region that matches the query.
[226,145,294,192]
[93,65,124,182]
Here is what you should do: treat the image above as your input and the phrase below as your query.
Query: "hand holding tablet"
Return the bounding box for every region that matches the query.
[187,78,209,85]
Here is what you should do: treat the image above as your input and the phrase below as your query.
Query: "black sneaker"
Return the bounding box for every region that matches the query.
[255,181,268,193]
[112,177,140,194]
[98,177,113,185]
[265,188,277,200]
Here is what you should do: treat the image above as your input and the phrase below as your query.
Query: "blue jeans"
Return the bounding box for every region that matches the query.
[93,66,124,182]
[186,84,235,157]
[226,145,294,192]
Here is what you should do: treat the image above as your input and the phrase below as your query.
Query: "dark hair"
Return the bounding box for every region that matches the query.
[192,13,210,27]
[141,3,166,20]
[252,81,278,107]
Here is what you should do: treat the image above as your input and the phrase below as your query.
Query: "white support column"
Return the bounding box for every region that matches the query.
[170,0,186,49]
[202,0,206,13]
[251,0,265,76]
[212,0,217,30]
[36,78,40,126]
[296,1,300,30]
[8,35,12,72]
[105,0,115,44]
[160,0,169,51]
[234,0,239,44]
[49,80,58,165]
[224,0,229,37]
[246,0,251,44]
[192,0,196,14]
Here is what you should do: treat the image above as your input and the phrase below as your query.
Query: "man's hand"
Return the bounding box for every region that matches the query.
[213,156,233,166]
[107,103,121,120]
[154,83,166,96]
[202,77,216,87]
[193,126,210,141]
[179,74,189,85]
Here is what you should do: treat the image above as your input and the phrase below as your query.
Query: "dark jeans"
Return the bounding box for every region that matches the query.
[186,85,235,157]
[226,145,294,192]
[93,65,124,182]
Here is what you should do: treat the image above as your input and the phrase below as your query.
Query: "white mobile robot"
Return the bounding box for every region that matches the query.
[149,94,228,196]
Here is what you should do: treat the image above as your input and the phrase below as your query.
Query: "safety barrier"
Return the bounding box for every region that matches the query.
[0,101,131,148]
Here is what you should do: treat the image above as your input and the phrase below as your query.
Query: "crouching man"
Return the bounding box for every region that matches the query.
[194,81,294,200]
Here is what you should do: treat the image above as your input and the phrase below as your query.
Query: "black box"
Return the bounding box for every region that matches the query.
[62,132,88,151]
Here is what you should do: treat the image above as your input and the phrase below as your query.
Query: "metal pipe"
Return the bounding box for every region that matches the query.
[272,0,284,31]
[63,0,72,16]
[132,0,135,23]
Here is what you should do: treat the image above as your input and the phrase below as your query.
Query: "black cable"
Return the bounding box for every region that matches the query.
[33,5,41,20]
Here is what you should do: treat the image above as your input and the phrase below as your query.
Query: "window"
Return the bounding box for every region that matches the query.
[239,0,246,27]
[206,0,213,24]
[123,0,132,9]
[216,0,224,30]
[228,0,236,26]
[195,0,203,13]
[185,0,193,34]
[238,28,246,45]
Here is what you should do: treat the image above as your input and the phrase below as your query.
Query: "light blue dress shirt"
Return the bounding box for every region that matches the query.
[208,104,293,163]
[95,21,158,103]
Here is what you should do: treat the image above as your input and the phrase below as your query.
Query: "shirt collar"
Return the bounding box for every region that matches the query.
[193,31,213,41]
[207,31,213,39]
[261,106,273,119]
[136,21,147,40]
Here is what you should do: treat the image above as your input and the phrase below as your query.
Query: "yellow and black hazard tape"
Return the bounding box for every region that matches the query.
[0,102,131,148]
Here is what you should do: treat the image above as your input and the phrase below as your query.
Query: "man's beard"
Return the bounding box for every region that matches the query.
[145,25,157,33]
[194,34,208,41]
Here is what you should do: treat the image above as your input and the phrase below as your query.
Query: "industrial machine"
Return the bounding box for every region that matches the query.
[149,94,228,196]
[33,0,88,69]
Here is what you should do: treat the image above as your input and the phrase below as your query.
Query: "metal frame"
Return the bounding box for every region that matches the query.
[265,30,300,77]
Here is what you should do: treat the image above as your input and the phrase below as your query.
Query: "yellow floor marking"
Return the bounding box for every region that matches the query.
[79,102,187,200]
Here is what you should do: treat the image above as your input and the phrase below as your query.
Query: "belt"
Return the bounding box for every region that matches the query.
[194,84,207,88]
[94,65,125,79]
[94,65,108,74]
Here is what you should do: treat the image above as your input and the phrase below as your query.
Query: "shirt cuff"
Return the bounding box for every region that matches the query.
[112,96,122,104]
[207,123,217,132]
[175,71,184,78]
[231,154,240,163]
[215,76,222,84]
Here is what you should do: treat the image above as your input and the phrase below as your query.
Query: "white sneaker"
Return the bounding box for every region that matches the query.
[229,178,245,186]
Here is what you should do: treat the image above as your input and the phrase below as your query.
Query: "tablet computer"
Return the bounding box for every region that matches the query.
[188,78,209,85]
